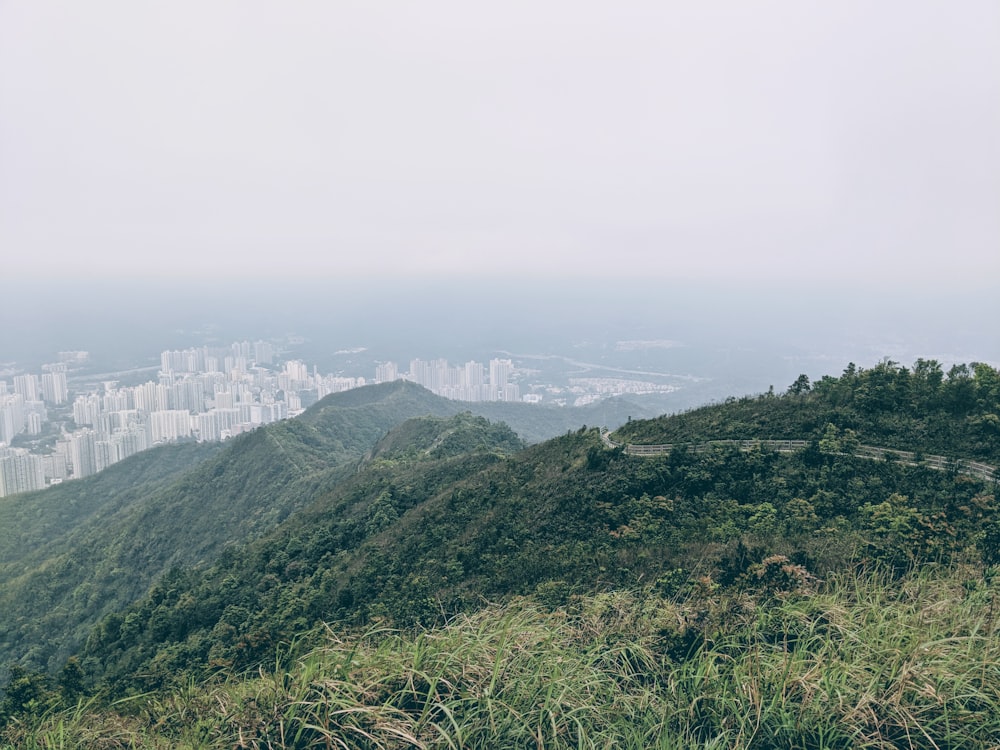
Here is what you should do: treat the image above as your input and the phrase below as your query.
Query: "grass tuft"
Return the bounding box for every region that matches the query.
[6,566,1000,748]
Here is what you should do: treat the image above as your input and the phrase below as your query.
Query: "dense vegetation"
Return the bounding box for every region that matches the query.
[615,358,1000,464]
[79,423,998,695]
[2,360,999,746]
[0,441,224,675]
[5,567,1000,748]
[0,382,610,676]
[0,441,222,571]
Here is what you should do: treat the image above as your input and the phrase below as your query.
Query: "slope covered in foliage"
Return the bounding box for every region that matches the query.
[3,362,999,746]
[614,359,1000,464]
[7,567,1000,749]
[0,383,536,675]
[0,441,223,572]
[76,364,999,695]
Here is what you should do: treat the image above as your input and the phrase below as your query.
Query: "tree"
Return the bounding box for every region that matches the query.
[0,664,53,725]
[911,358,944,411]
[787,374,811,395]
[946,364,975,413]
[57,657,86,704]
[818,423,841,454]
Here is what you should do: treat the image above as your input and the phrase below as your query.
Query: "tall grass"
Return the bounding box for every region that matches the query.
[6,566,1000,749]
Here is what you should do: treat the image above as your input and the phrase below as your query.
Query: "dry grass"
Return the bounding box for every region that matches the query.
[6,566,1000,749]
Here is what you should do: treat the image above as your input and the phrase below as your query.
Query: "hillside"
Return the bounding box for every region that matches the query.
[0,383,506,674]
[3,361,999,747]
[76,363,1000,695]
[0,381,648,676]
[9,569,1000,749]
[614,359,1000,464]
[0,441,223,571]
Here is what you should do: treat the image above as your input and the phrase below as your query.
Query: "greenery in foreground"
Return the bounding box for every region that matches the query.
[4,565,1000,748]
[77,420,998,692]
[2,360,999,745]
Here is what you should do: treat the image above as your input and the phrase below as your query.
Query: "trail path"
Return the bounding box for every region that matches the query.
[600,430,996,482]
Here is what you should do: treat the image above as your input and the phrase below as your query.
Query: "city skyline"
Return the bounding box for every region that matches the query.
[0,342,562,496]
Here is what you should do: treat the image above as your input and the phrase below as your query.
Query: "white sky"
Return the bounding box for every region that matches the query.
[1,1,998,283]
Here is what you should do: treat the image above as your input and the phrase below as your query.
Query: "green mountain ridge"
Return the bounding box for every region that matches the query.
[73,361,1000,695]
[614,359,1000,464]
[0,381,650,675]
[3,360,1000,747]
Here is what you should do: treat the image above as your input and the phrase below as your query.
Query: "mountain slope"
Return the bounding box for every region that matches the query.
[0,383,504,673]
[614,359,1000,464]
[0,441,223,571]
[80,366,999,692]
[0,380,649,675]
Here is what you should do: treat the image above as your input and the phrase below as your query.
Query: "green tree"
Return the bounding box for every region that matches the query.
[57,657,86,705]
[787,374,811,395]
[0,665,53,726]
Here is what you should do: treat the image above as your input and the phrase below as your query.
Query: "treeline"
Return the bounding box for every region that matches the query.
[2,363,999,744]
[81,424,998,695]
[615,359,1000,464]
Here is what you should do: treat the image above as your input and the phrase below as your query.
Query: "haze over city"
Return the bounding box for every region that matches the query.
[2,1,997,285]
[1,2,998,405]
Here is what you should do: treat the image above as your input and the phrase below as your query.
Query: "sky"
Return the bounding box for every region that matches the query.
[1,1,998,286]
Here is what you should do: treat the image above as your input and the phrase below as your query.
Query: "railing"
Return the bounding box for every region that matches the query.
[599,430,996,482]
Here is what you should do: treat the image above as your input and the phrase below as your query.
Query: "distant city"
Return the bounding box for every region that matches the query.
[1,340,682,498]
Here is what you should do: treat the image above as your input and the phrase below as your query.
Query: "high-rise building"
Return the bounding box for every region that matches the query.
[149,410,192,443]
[489,359,513,390]
[69,430,99,479]
[0,448,45,497]
[375,362,399,384]
[0,393,26,444]
[42,452,69,482]
[213,386,235,409]
[102,389,131,412]
[155,384,171,411]
[40,364,69,404]
[196,411,221,442]
[73,394,101,427]
[26,412,43,435]
[214,408,239,436]
[132,381,158,412]
[465,361,485,387]
[13,374,39,402]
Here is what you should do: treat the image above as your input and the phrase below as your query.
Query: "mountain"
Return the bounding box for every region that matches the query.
[616,359,1000,465]
[3,361,1000,746]
[77,362,1000,694]
[0,381,649,674]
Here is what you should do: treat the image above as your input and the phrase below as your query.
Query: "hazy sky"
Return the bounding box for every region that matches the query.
[1,1,998,284]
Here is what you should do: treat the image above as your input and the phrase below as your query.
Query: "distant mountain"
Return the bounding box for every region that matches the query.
[0,441,223,572]
[78,362,999,694]
[0,381,650,674]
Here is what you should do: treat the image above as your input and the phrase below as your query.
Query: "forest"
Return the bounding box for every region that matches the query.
[2,359,999,748]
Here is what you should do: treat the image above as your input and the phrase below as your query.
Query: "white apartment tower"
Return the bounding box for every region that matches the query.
[41,364,69,404]
[13,374,39,402]
[0,448,45,497]
[70,430,99,479]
